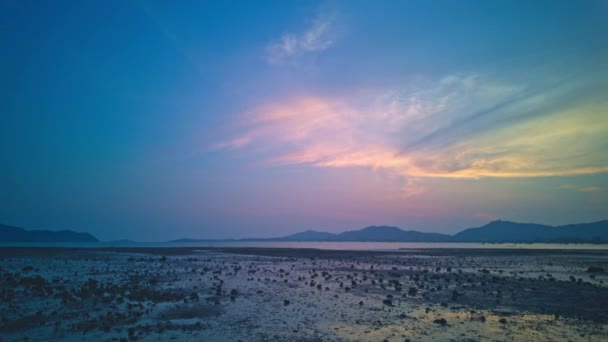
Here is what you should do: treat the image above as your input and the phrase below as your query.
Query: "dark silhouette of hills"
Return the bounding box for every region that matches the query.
[169,238,237,243]
[453,220,608,243]
[2,220,607,244]
[338,226,453,242]
[279,230,340,241]
[0,224,98,243]
[276,221,608,243]
[277,226,452,242]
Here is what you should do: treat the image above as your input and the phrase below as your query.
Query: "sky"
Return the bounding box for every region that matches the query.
[1,0,607,241]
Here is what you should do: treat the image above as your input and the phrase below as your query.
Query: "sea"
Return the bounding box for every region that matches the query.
[1,241,607,251]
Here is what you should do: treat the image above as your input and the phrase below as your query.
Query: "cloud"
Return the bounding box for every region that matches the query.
[560,184,603,193]
[214,74,608,196]
[266,14,335,65]
[473,212,498,221]
[580,186,602,193]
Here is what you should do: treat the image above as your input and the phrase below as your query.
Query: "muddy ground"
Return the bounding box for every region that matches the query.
[1,247,607,341]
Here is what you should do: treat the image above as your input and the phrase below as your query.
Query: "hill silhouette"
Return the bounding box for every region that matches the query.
[453,220,608,242]
[275,220,608,243]
[3,220,607,244]
[278,226,452,242]
[0,224,98,243]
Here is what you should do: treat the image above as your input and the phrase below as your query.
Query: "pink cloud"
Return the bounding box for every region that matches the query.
[213,74,608,196]
[473,212,497,222]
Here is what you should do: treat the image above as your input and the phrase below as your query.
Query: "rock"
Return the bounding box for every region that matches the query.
[587,267,605,273]
[499,318,507,324]
[433,318,447,325]
[283,299,290,306]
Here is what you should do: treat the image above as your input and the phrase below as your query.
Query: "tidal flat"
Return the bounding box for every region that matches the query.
[1,247,607,341]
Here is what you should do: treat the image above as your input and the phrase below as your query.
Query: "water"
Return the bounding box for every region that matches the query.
[1,241,607,250]
[163,241,608,250]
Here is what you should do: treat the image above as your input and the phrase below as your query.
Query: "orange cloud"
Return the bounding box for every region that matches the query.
[214,74,608,196]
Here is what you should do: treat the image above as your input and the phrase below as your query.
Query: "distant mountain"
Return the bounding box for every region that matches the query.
[168,238,233,243]
[276,220,608,243]
[168,220,608,243]
[453,220,608,243]
[279,225,452,242]
[0,224,98,243]
[6,219,605,245]
[336,226,453,242]
[279,230,339,241]
[453,221,552,242]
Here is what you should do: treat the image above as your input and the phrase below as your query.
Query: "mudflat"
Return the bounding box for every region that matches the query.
[1,247,607,341]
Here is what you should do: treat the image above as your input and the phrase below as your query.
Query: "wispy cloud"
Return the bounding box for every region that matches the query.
[214,73,608,196]
[473,212,498,221]
[580,186,602,193]
[266,13,335,65]
[560,184,603,193]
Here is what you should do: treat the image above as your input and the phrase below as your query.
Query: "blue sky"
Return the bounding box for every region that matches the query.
[1,1,607,241]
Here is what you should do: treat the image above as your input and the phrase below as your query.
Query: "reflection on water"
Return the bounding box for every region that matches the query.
[172,241,608,251]
[330,307,604,342]
[1,240,608,250]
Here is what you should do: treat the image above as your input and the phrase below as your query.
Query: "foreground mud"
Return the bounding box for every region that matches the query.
[1,247,607,341]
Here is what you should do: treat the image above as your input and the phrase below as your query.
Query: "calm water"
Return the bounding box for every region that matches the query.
[164,241,608,250]
[2,241,608,250]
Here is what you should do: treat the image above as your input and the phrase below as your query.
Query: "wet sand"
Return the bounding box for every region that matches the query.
[1,247,607,341]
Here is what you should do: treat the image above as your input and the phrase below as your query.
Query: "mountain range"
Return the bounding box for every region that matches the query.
[0,224,98,243]
[272,220,608,243]
[452,220,608,243]
[277,226,453,242]
[1,220,607,244]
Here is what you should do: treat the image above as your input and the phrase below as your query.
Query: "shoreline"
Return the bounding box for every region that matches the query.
[2,245,608,258]
[2,245,607,341]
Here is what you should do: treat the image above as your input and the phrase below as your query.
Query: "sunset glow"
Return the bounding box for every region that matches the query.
[1,0,606,241]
